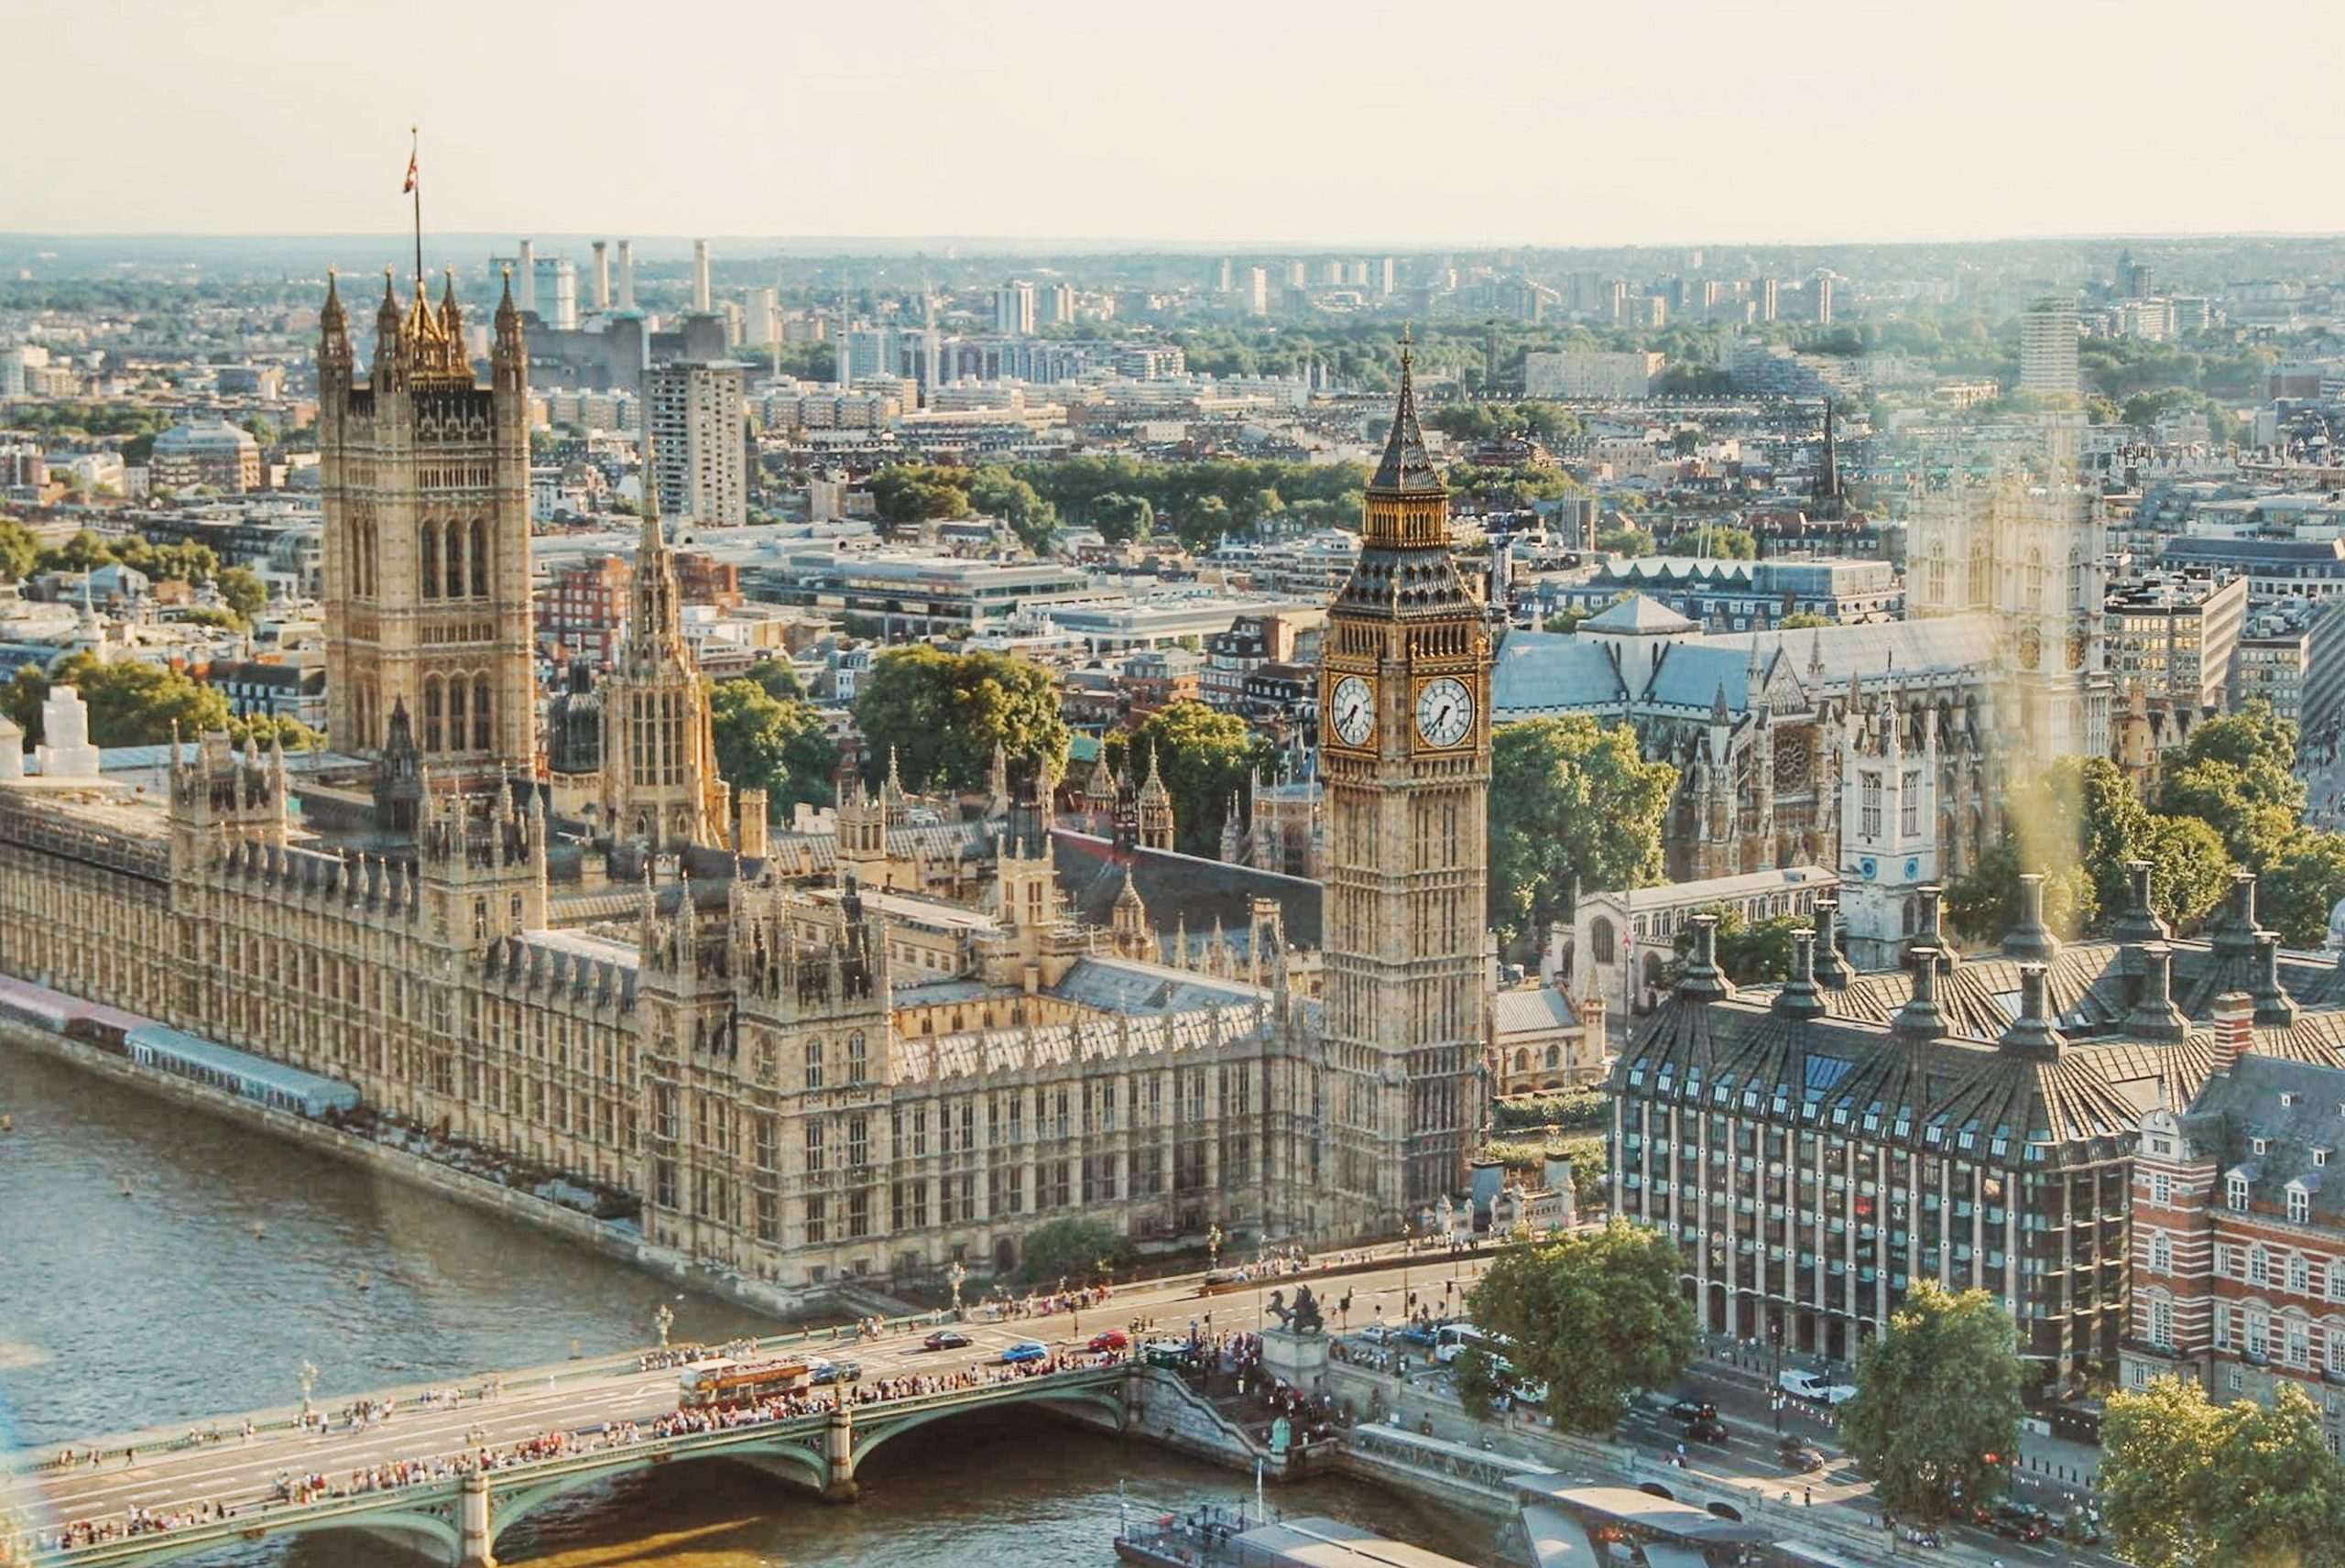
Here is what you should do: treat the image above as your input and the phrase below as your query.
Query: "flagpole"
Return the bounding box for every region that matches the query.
[409,126,423,289]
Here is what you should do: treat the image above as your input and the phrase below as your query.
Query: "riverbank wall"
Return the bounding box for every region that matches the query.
[0,1020,849,1325]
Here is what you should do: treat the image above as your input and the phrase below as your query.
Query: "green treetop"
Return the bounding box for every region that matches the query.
[1838,1280,2023,1524]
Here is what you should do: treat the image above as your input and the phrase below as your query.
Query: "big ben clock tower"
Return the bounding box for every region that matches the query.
[1319,338,1490,1231]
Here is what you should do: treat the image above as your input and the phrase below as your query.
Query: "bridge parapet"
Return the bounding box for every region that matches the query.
[29,1362,1141,1568]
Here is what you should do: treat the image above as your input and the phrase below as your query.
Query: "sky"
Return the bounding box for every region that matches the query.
[5,0,2341,246]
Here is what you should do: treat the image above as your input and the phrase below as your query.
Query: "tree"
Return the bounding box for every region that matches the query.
[1595,523,1652,557]
[7,653,231,746]
[1658,525,1757,560]
[1104,701,1278,858]
[1013,1215,1127,1288]
[968,467,1059,554]
[0,518,38,582]
[2260,832,2345,949]
[1466,1219,1697,1434]
[736,657,804,701]
[39,528,115,572]
[1839,1281,2023,1525]
[853,646,1069,793]
[2102,1377,2345,1568]
[2143,813,2233,931]
[1671,905,1803,985]
[1452,1345,1504,1420]
[214,565,268,622]
[1946,841,2093,944]
[1777,612,1830,630]
[1091,492,1154,546]
[229,712,323,750]
[1488,716,1676,948]
[1951,757,2149,937]
[710,678,839,819]
[866,464,970,528]
[2156,702,2306,869]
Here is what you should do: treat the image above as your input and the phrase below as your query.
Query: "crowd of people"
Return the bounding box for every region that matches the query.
[37,1344,1131,1555]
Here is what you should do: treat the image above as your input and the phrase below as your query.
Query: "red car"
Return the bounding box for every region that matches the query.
[1086,1330,1129,1353]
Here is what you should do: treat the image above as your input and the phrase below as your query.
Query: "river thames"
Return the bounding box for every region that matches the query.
[0,1043,1493,1566]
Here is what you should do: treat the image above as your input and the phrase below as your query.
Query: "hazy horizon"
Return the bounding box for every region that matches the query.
[8,0,2341,246]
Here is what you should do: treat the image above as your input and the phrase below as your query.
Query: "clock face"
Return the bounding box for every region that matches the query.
[1415,677,1475,748]
[2017,626,2043,671]
[1331,675,1375,747]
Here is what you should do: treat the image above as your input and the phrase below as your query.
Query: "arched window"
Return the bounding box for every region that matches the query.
[848,1031,868,1083]
[1589,915,1617,959]
[1513,1050,1529,1073]
[444,520,465,599]
[2023,548,2046,613]
[473,676,492,751]
[422,675,443,752]
[470,518,490,599]
[446,677,467,750]
[1967,539,1991,607]
[420,522,440,600]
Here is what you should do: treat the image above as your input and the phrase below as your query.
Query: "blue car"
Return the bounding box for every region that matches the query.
[1001,1340,1048,1365]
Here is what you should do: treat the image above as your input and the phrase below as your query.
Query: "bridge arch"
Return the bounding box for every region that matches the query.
[486,1440,830,1554]
[850,1379,1128,1471]
[59,1508,464,1568]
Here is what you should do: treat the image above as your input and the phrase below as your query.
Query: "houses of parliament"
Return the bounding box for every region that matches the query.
[0,273,1492,1291]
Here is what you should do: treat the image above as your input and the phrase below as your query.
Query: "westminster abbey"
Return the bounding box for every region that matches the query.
[0,278,1490,1294]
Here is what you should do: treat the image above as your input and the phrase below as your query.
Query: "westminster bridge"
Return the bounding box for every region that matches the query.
[15,1358,1147,1568]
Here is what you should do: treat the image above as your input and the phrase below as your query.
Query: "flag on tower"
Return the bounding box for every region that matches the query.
[402,149,418,193]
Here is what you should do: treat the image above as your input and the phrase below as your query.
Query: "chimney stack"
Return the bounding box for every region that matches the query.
[2108,859,2171,944]
[693,239,712,312]
[1773,927,1828,1021]
[1892,946,1947,1042]
[2002,871,2061,962]
[591,241,611,312]
[2125,943,2189,1040]
[1675,913,1731,1003]
[1812,897,1850,988]
[2252,931,2300,1028]
[517,238,537,315]
[1998,963,2065,1059]
[2209,991,2253,1074]
[2212,872,2261,962]
[617,240,636,311]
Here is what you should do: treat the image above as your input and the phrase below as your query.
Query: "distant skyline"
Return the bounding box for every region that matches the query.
[7,0,2342,246]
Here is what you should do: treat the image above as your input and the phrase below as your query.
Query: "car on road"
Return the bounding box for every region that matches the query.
[1397,1320,1445,1348]
[1777,1368,1858,1406]
[1988,1503,2049,1542]
[1684,1414,1730,1444]
[1777,1436,1827,1471]
[1142,1339,1191,1367]
[922,1330,972,1352]
[1001,1340,1049,1365]
[1352,1323,1395,1345]
[1667,1397,1712,1422]
[810,1359,861,1386]
[1086,1330,1129,1353]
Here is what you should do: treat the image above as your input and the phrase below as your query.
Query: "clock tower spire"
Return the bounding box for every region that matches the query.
[1318,336,1491,1232]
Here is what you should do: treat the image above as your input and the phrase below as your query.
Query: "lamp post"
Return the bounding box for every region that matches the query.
[1206,1223,1225,1273]
[654,1302,675,1350]
[1770,1315,1785,1433]
[1400,1218,1413,1331]
[297,1360,318,1421]
[947,1260,967,1319]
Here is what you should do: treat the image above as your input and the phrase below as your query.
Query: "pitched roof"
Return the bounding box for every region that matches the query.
[1581,593,1696,635]
[1369,344,1443,495]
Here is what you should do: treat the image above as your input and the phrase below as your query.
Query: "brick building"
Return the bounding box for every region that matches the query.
[2126,1014,2345,1451]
